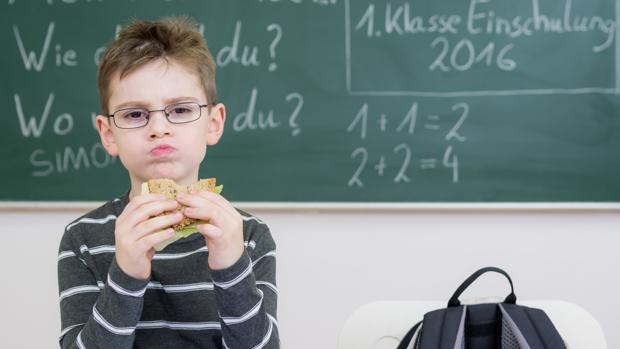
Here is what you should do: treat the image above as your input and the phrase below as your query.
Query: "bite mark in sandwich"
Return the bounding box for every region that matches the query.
[141,178,223,251]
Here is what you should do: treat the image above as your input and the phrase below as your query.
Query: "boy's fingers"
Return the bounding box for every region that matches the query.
[175,192,204,207]
[175,194,217,220]
[125,193,168,213]
[183,205,220,225]
[177,191,238,219]
[122,199,179,231]
[138,228,175,251]
[135,212,183,239]
[196,223,222,240]
[119,194,169,225]
[193,191,238,217]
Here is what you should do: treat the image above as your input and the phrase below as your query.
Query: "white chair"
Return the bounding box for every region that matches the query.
[338,300,607,349]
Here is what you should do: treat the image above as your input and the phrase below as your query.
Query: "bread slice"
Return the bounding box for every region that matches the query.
[140,178,222,251]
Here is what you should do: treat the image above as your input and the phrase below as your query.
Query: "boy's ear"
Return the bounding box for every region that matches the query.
[96,115,119,156]
[206,103,226,145]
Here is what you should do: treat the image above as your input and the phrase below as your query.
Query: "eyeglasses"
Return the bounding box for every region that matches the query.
[107,102,212,129]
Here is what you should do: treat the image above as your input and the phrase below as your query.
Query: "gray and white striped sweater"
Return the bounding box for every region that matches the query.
[57,194,279,348]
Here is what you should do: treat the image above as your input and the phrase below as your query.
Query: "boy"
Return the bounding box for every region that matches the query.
[57,17,278,348]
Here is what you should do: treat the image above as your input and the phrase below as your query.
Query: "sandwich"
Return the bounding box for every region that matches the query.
[141,178,223,251]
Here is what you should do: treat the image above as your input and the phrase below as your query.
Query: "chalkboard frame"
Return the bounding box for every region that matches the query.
[2,200,620,212]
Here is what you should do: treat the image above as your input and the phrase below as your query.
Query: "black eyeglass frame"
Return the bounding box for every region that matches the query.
[106,102,213,129]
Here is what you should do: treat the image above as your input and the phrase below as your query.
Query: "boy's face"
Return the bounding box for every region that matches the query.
[96,58,225,192]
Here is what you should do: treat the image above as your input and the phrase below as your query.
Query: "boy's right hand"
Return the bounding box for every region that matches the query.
[114,194,181,280]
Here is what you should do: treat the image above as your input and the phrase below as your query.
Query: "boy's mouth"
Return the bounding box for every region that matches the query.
[151,144,176,156]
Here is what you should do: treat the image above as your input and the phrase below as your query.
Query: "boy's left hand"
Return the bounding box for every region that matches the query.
[176,191,244,270]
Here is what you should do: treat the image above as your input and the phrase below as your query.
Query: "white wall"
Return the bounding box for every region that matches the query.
[1,208,618,348]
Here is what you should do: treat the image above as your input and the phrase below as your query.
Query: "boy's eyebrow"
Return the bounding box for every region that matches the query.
[111,97,201,111]
[163,96,201,105]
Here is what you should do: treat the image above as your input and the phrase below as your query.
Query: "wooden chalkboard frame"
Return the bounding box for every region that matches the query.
[1,200,619,212]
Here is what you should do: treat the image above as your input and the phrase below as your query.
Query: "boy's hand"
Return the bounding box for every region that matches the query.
[114,194,182,280]
[176,191,244,270]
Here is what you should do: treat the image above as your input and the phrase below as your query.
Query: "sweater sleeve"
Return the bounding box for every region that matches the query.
[210,221,279,349]
[58,230,149,349]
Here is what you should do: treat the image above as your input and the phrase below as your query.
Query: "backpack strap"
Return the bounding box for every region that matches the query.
[397,321,422,349]
[448,267,517,307]
[411,306,467,349]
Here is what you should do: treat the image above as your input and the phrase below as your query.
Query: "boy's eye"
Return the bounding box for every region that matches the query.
[121,110,148,120]
[170,106,192,114]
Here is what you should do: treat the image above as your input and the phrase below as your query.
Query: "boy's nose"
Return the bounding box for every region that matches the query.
[147,110,173,138]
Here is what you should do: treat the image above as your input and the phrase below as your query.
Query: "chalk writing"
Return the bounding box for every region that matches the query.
[266,24,282,71]
[30,142,117,177]
[233,88,304,135]
[13,22,79,71]
[347,102,469,186]
[14,93,74,138]
[348,144,462,186]
[93,24,123,66]
[354,0,615,50]
[286,92,303,136]
[258,0,337,5]
[347,0,617,96]
[430,37,515,72]
[217,21,260,68]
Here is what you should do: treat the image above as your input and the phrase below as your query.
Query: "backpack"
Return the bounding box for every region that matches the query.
[397,267,567,349]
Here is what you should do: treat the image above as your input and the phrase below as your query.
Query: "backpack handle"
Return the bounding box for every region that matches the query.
[447,266,517,307]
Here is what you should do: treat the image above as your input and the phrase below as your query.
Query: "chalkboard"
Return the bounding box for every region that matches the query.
[2,0,620,203]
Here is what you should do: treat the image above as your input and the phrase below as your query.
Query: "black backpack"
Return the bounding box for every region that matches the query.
[397,267,567,349]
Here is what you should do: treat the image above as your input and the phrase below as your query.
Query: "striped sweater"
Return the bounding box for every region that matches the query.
[57,193,279,348]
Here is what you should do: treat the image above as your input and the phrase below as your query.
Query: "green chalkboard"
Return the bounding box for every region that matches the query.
[1,0,619,203]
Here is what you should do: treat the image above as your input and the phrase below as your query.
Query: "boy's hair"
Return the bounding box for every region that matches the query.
[97,16,216,115]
